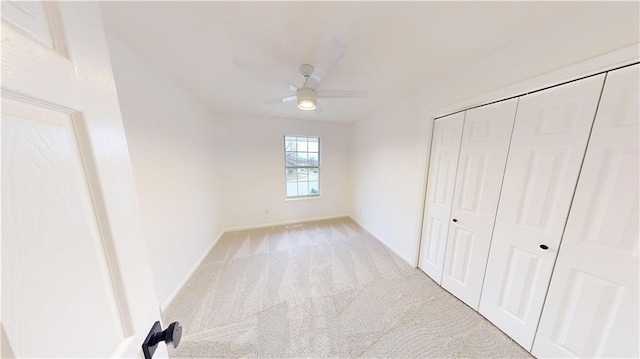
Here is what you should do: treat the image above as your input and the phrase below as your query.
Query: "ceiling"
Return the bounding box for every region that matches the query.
[101,2,593,122]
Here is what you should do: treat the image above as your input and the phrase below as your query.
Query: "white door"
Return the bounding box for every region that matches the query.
[532,65,639,358]
[478,74,605,349]
[419,112,464,283]
[1,2,161,357]
[441,98,517,310]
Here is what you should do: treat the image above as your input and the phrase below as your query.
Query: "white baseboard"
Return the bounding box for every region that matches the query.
[348,215,416,267]
[224,214,350,232]
[160,229,225,312]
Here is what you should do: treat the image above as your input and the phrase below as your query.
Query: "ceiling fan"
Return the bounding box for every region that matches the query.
[233,38,367,111]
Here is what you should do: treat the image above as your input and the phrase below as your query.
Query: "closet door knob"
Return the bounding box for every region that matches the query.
[539,244,549,250]
[452,219,458,222]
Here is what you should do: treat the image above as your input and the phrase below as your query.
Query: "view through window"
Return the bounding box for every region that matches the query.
[285,135,320,198]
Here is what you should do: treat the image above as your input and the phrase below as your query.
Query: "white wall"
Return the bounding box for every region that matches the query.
[350,2,640,266]
[213,114,352,230]
[106,37,224,306]
[350,103,429,264]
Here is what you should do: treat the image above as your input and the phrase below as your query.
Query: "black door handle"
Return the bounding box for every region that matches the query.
[452,219,458,222]
[539,244,549,250]
[142,321,182,359]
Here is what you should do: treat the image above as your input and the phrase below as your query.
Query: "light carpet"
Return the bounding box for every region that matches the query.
[163,217,532,358]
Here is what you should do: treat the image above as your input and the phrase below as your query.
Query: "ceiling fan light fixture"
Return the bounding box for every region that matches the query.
[296,88,317,111]
[297,99,317,111]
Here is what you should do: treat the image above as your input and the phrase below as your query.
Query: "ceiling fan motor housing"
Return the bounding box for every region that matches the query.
[299,64,314,78]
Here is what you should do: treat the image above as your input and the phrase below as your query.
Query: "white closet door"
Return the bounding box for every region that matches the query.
[419,112,464,283]
[479,74,606,349]
[441,98,518,309]
[532,65,639,358]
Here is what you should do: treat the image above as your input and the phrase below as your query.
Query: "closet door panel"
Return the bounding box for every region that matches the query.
[479,74,606,349]
[419,112,464,283]
[441,98,518,309]
[533,65,639,358]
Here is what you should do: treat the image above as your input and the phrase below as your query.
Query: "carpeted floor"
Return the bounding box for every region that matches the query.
[163,217,532,358]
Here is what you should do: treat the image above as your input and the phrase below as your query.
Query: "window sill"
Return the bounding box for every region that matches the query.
[285,196,322,202]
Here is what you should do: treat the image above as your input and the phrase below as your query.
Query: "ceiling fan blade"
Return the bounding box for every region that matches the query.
[233,57,298,92]
[307,38,348,89]
[317,90,368,98]
[264,95,297,104]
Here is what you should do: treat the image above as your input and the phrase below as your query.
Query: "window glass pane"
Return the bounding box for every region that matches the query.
[308,138,318,152]
[298,181,309,196]
[285,137,297,151]
[285,152,297,166]
[309,168,319,181]
[309,181,319,195]
[297,138,308,152]
[297,168,309,181]
[286,182,298,197]
[308,153,318,166]
[297,152,308,166]
[286,168,297,182]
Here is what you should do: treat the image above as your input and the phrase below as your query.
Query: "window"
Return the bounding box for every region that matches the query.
[285,135,320,198]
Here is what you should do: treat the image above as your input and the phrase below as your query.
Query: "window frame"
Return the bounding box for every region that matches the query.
[284,135,321,200]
